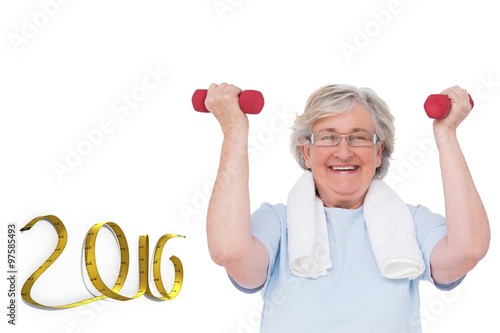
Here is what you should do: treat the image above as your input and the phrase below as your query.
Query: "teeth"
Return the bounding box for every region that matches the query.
[331,166,357,171]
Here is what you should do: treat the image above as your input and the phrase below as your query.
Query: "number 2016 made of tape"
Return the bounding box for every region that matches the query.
[20,215,185,309]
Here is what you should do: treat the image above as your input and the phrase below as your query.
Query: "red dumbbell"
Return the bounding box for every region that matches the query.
[192,89,264,114]
[424,94,474,119]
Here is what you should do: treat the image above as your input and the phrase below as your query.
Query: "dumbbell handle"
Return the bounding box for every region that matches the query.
[191,89,264,114]
[424,94,474,119]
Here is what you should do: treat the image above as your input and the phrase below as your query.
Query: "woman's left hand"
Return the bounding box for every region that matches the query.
[433,86,473,134]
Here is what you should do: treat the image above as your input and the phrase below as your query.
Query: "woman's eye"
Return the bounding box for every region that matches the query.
[351,134,370,142]
[322,135,338,141]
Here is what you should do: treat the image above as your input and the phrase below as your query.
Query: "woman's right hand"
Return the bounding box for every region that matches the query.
[205,82,249,134]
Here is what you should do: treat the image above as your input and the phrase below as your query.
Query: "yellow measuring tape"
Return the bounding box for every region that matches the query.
[20,215,185,309]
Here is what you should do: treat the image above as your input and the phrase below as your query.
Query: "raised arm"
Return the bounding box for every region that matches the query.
[429,86,490,284]
[205,83,269,289]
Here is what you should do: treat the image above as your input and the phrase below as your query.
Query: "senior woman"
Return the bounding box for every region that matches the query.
[205,83,489,332]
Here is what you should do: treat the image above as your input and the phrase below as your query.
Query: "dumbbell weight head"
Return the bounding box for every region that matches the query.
[424,93,474,119]
[192,89,264,114]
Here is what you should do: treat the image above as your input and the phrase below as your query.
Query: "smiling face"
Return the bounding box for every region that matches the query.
[301,103,384,209]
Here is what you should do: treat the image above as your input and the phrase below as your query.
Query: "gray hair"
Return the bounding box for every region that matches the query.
[290,84,395,178]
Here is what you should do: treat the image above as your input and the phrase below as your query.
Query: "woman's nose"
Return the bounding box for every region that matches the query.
[333,139,354,159]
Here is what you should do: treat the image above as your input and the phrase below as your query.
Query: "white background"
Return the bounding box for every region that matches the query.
[1,0,498,332]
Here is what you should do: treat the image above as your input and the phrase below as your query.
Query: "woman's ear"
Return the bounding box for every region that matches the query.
[376,142,384,167]
[301,144,312,169]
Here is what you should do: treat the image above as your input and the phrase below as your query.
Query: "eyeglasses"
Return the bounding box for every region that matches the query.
[307,130,379,147]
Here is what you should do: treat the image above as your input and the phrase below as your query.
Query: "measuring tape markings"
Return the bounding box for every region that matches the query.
[84,222,147,301]
[147,234,184,300]
[20,215,185,309]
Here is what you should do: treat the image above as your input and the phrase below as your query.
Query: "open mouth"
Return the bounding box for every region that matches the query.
[330,165,358,171]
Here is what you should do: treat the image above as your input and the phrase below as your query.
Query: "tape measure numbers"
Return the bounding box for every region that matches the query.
[20,215,185,309]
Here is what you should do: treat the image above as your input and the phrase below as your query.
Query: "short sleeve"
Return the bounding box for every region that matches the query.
[411,204,466,289]
[228,203,284,293]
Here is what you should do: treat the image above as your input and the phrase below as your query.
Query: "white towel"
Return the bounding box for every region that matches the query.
[287,171,425,280]
[287,171,332,278]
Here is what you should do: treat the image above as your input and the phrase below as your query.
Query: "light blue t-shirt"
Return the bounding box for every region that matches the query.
[230,203,464,333]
